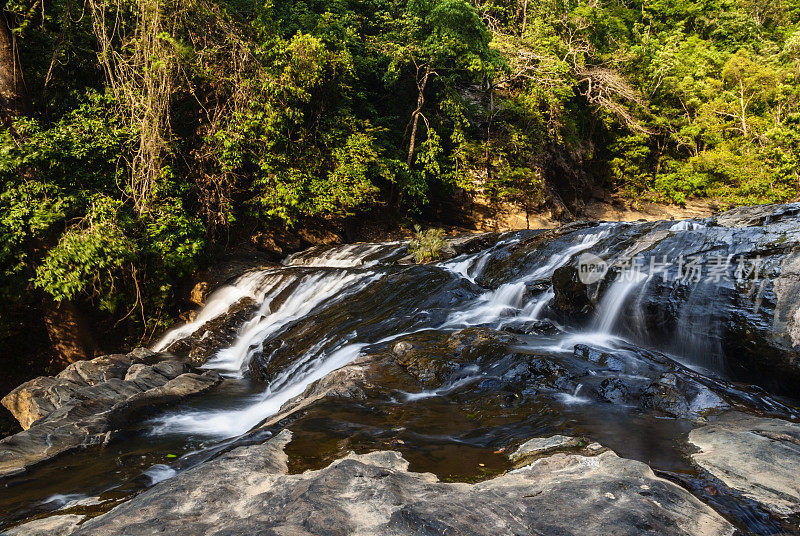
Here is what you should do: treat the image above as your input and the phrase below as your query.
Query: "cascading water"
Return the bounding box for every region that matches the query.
[150,343,366,438]
[202,270,374,377]
[156,223,732,443]
[152,270,289,352]
[4,207,800,535]
[283,242,406,268]
[444,228,612,328]
[592,269,650,335]
[149,219,792,445]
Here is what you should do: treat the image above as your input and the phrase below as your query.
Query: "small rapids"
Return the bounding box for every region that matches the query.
[3,213,800,534]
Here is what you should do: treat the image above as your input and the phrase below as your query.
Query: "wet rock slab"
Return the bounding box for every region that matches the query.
[688,411,800,517]
[52,430,734,536]
[509,434,582,462]
[0,349,222,478]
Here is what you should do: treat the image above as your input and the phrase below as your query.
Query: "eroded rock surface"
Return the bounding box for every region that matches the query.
[538,203,800,394]
[51,430,734,536]
[5,513,83,536]
[688,411,800,517]
[0,350,221,478]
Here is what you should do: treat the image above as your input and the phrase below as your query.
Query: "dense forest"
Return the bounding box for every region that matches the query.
[2,0,800,368]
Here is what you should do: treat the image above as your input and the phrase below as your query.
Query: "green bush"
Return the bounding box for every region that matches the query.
[409,225,446,263]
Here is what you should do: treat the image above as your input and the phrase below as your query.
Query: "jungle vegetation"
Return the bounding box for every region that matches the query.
[1,0,799,363]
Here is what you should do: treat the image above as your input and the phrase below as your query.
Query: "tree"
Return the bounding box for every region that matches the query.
[380,0,497,206]
[0,0,27,123]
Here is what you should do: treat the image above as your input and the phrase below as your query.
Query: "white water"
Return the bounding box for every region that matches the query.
[443,228,610,328]
[203,270,373,377]
[521,290,555,321]
[284,242,405,268]
[592,270,649,334]
[439,233,523,283]
[525,230,609,282]
[441,252,491,283]
[444,281,527,327]
[153,270,289,352]
[40,494,101,509]
[669,220,706,232]
[556,384,590,405]
[401,366,483,401]
[149,240,397,437]
[143,464,178,485]
[534,331,624,354]
[145,226,703,441]
[151,343,366,438]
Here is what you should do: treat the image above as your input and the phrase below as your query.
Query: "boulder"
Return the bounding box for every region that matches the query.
[640,373,692,418]
[165,297,258,366]
[551,265,593,319]
[596,377,632,404]
[2,354,132,430]
[509,435,582,463]
[0,350,222,478]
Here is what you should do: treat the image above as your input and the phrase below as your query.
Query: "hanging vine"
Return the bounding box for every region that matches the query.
[88,0,178,213]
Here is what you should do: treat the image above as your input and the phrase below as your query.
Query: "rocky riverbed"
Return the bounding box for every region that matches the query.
[2,203,800,534]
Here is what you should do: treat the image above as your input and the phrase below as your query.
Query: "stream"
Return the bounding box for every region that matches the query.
[2,208,800,534]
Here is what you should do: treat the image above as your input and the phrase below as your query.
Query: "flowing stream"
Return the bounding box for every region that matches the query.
[2,218,800,534]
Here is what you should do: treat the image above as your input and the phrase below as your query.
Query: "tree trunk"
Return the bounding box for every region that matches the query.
[406,65,430,168]
[0,5,26,123]
[2,5,97,369]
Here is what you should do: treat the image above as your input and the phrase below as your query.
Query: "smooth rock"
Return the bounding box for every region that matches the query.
[2,354,133,430]
[688,412,800,517]
[0,353,222,478]
[65,431,733,536]
[5,514,84,535]
[509,435,582,461]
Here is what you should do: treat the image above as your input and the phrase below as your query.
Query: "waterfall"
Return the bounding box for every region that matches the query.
[152,270,291,352]
[202,270,374,377]
[283,242,405,268]
[524,228,610,282]
[150,343,366,438]
[556,383,590,405]
[444,281,527,327]
[443,228,611,328]
[441,251,492,283]
[592,270,650,335]
[145,217,787,443]
[669,281,724,371]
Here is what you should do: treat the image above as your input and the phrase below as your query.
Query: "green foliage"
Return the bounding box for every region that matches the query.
[409,225,446,263]
[0,91,204,340]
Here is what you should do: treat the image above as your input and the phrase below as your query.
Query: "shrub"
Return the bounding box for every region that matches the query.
[409,225,446,263]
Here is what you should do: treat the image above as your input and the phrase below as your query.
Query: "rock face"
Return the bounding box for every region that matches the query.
[541,203,800,394]
[551,265,593,320]
[0,349,221,478]
[165,296,258,366]
[46,430,733,536]
[688,412,800,517]
[2,353,133,430]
